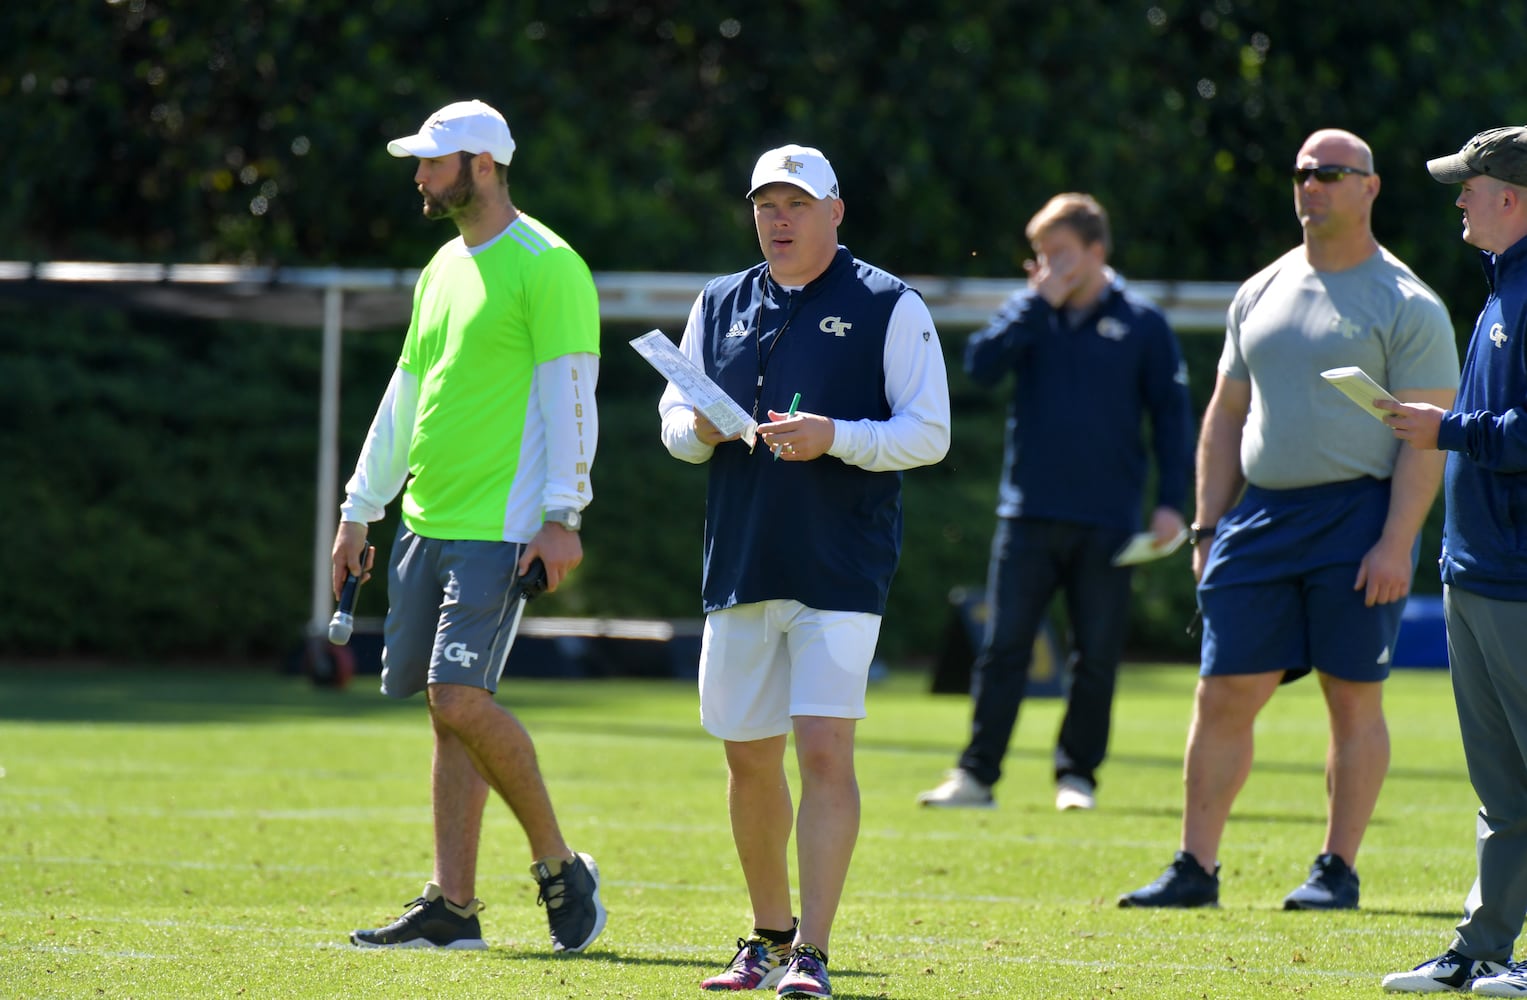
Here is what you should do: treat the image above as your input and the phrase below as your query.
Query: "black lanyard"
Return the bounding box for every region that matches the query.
[751,281,804,422]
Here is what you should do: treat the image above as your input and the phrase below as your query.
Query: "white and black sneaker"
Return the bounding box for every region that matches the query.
[532,851,607,953]
[1381,950,1508,992]
[1473,964,1527,996]
[350,882,487,949]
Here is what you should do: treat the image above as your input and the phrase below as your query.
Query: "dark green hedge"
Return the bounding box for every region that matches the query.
[8,1,1525,321]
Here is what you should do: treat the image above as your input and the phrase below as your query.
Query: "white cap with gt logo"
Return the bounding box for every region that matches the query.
[747,144,839,200]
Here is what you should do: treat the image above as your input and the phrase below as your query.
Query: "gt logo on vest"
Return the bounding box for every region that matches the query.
[820,316,852,337]
[443,642,479,669]
[1490,322,1508,348]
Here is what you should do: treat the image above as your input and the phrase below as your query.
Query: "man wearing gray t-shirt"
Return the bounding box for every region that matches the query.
[1120,128,1459,910]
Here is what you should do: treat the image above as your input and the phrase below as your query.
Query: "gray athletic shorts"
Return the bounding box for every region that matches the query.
[380,526,528,699]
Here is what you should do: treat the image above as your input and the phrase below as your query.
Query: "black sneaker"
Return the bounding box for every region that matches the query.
[350,881,487,949]
[532,851,607,953]
[1283,853,1360,910]
[1118,851,1220,908]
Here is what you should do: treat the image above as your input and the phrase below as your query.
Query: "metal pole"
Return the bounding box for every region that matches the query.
[310,285,345,636]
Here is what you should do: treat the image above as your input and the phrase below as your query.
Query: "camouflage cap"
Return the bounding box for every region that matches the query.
[1427,126,1527,186]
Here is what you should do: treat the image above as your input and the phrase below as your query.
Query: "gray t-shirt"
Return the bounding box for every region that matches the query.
[1221,246,1459,489]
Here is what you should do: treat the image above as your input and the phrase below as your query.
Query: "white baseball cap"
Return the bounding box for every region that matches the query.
[746,144,840,200]
[387,99,516,166]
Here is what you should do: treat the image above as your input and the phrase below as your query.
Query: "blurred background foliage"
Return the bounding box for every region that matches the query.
[2,1,1520,663]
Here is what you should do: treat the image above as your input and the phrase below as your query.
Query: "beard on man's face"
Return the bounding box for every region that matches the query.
[422,165,476,220]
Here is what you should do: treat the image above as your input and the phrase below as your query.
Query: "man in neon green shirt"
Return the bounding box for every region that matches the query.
[330,99,604,954]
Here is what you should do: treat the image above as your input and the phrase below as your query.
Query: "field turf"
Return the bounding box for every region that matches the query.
[0,662,1478,998]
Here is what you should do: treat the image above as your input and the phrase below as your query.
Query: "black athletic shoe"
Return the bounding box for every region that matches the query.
[532,851,607,953]
[1118,851,1221,908]
[1283,853,1360,910]
[350,881,487,949]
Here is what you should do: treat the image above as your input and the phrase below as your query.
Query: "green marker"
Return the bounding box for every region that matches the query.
[775,392,801,461]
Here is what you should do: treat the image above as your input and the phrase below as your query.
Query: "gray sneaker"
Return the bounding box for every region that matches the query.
[1055,775,1097,811]
[1380,950,1508,992]
[916,769,994,808]
[532,852,607,953]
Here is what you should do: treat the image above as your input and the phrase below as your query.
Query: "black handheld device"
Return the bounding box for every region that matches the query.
[518,557,548,601]
[328,545,374,645]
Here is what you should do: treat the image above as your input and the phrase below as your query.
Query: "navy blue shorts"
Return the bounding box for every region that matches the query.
[1197,477,1414,684]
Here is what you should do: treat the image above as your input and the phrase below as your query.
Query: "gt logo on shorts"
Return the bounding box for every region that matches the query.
[443,642,479,669]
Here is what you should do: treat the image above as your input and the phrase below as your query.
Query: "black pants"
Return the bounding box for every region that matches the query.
[957,517,1134,789]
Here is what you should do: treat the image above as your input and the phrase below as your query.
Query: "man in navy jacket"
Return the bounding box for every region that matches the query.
[917,193,1193,813]
[1379,126,1527,995]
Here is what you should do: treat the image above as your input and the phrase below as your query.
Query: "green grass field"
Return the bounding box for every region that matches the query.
[0,662,1481,999]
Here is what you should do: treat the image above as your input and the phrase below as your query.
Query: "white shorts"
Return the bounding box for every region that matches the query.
[698,600,882,741]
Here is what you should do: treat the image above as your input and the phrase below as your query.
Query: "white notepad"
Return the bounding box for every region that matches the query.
[1320,366,1398,422]
[630,329,758,449]
[1111,529,1188,567]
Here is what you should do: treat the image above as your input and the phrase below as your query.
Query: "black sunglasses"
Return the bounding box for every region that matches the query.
[1291,165,1371,184]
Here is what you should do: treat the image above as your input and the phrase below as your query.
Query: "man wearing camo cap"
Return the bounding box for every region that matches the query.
[1380,125,1527,996]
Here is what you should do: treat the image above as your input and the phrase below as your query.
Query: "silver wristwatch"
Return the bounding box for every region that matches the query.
[544,508,583,532]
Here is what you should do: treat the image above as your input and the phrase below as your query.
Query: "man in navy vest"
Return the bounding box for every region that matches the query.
[659,143,950,999]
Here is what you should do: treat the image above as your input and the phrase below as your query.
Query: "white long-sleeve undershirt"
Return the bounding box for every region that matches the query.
[659,289,951,470]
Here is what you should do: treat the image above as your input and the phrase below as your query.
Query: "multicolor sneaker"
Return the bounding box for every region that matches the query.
[916,769,994,808]
[1283,853,1360,910]
[1380,950,1509,992]
[532,852,607,953]
[1473,964,1527,996]
[349,881,487,949]
[777,943,831,999]
[1118,851,1220,908]
[701,935,791,991]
